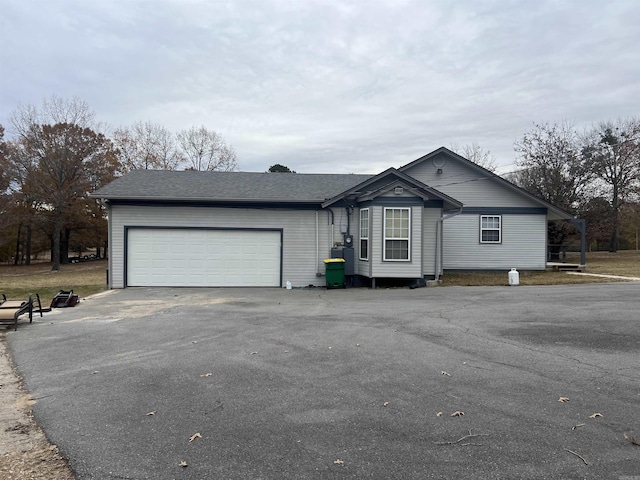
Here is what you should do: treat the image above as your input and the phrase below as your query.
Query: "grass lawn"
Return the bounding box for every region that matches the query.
[0,260,108,306]
[442,250,640,286]
[1,251,639,301]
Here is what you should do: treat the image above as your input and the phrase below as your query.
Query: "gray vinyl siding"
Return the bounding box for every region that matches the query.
[369,206,423,278]
[109,205,332,288]
[443,214,547,270]
[403,154,536,208]
[421,207,441,277]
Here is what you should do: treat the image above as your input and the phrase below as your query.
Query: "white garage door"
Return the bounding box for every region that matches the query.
[127,228,281,287]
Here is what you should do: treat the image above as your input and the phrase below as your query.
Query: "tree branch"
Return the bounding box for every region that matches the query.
[435,429,490,446]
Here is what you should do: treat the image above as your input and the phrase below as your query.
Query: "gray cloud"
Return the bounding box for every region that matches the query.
[1,0,638,174]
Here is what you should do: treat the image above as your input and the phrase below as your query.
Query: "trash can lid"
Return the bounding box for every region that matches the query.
[324,258,346,263]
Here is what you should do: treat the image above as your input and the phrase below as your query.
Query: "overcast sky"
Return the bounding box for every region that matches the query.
[1,0,638,174]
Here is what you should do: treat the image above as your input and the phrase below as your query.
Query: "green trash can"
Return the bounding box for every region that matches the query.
[324,258,346,289]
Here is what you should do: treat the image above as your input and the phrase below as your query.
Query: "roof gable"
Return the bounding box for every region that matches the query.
[321,167,462,210]
[399,147,573,220]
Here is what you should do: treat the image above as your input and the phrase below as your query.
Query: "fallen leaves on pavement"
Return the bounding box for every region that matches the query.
[189,433,202,443]
[588,413,603,418]
[624,433,640,446]
[558,397,570,403]
[450,411,465,417]
[145,411,156,416]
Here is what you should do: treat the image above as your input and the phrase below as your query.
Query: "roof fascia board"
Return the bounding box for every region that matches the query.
[107,199,322,209]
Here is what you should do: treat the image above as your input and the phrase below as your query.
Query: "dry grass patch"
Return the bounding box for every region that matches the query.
[0,260,107,306]
[441,270,622,287]
[567,250,640,277]
[442,250,640,287]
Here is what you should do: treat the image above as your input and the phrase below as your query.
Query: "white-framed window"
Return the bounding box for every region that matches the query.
[359,208,369,260]
[480,215,501,243]
[383,207,410,261]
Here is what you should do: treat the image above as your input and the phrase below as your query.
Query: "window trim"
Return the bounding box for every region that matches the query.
[383,207,411,261]
[359,208,369,261]
[480,215,502,244]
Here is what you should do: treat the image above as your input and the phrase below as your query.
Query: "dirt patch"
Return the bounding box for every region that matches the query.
[0,333,75,480]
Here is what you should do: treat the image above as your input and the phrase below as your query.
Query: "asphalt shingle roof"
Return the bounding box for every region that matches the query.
[92,170,373,203]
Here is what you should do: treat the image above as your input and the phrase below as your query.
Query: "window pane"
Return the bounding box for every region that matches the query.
[482,230,500,242]
[385,208,410,239]
[360,239,368,259]
[385,240,408,259]
[360,210,369,239]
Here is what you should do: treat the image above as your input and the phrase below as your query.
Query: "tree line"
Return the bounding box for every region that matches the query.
[1,96,638,269]
[510,118,640,252]
[0,96,238,269]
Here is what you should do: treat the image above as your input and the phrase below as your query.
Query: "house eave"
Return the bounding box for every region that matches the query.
[90,194,324,205]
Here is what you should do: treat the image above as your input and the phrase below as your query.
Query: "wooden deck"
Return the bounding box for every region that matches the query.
[547,262,585,272]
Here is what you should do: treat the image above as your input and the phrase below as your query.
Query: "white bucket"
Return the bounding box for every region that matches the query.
[508,268,520,286]
[286,281,292,290]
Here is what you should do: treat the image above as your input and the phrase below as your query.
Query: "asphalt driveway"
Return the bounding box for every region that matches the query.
[8,283,640,480]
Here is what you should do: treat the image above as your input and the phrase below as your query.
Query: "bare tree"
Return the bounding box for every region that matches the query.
[514,121,593,211]
[513,121,595,258]
[584,118,640,251]
[451,142,497,172]
[10,95,95,139]
[113,121,180,171]
[153,124,181,170]
[0,125,13,259]
[0,125,8,195]
[176,125,238,171]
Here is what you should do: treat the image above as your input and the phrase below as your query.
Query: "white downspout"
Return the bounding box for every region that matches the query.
[323,209,335,276]
[436,208,463,280]
[315,210,319,276]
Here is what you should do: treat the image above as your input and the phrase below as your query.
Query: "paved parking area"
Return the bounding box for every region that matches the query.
[8,283,640,479]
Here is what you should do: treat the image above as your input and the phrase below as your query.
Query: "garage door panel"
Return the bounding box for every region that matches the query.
[127,229,281,287]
